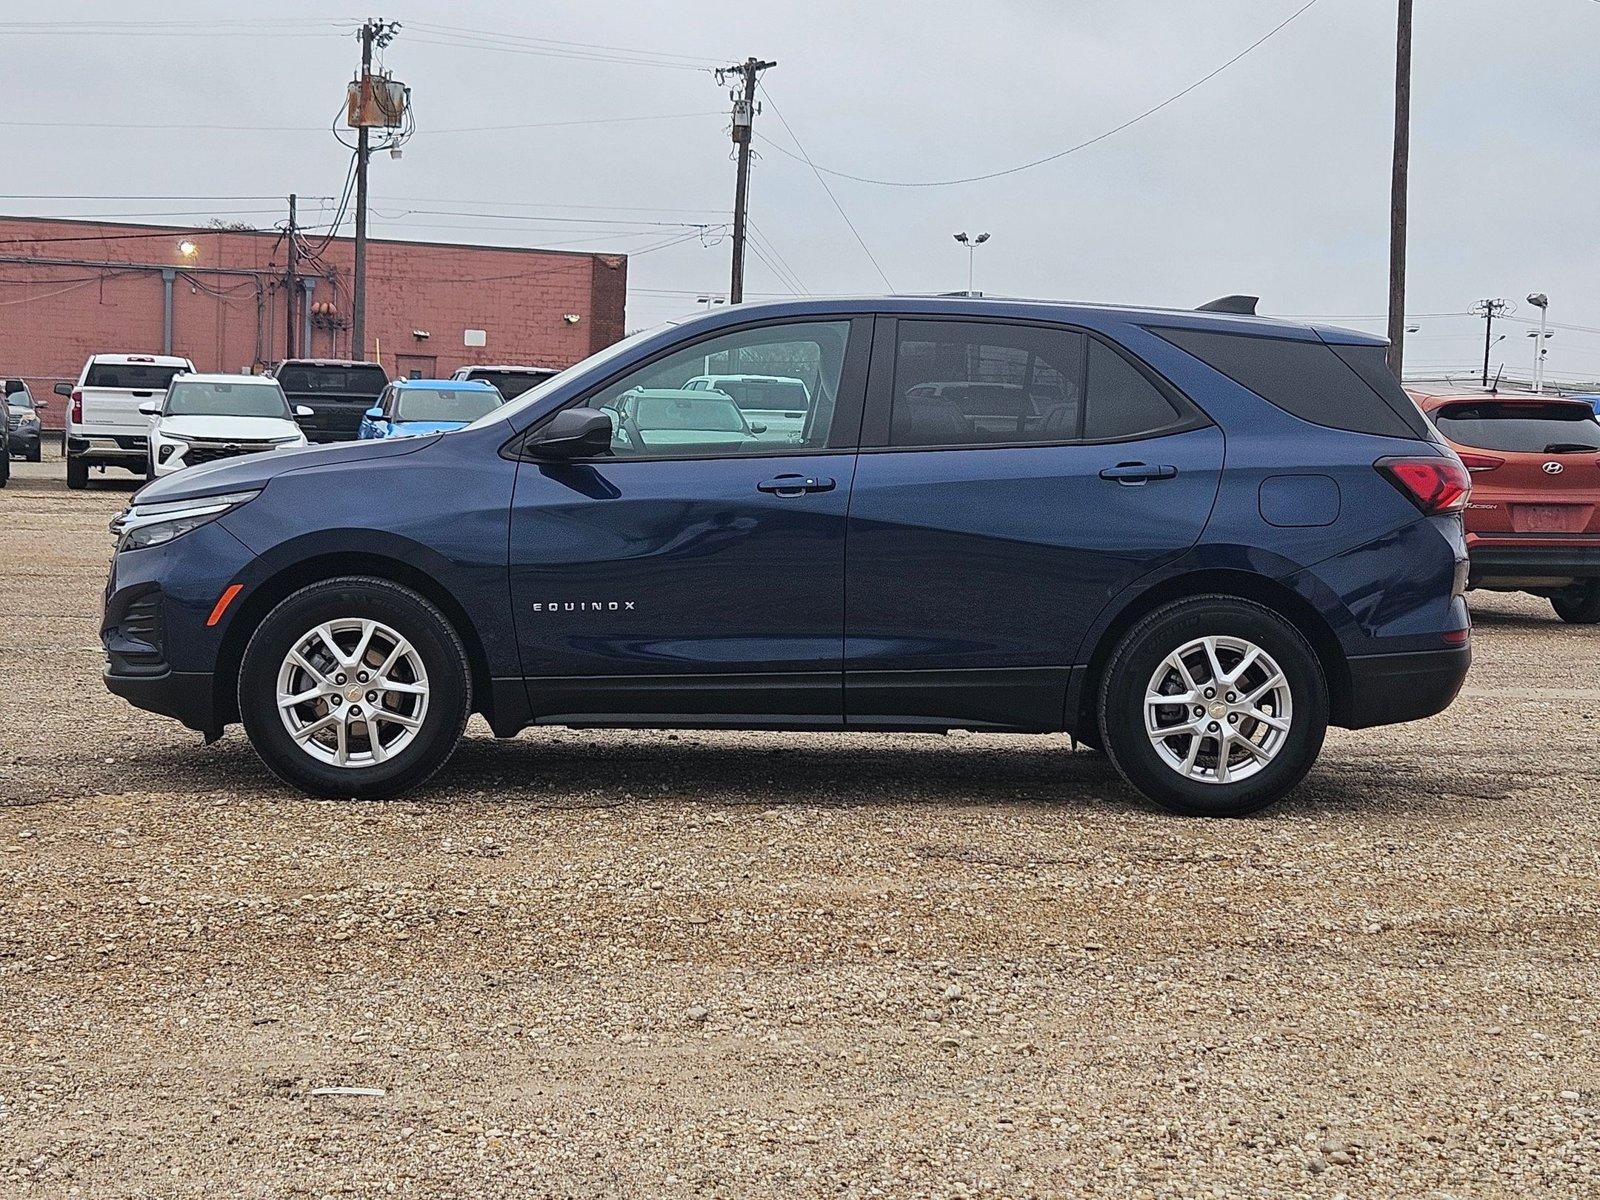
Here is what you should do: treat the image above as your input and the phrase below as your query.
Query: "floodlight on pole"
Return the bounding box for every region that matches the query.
[1526,292,1551,392]
[952,231,990,295]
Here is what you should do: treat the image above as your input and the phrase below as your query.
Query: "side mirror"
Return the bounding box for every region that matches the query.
[33,398,48,410]
[364,407,383,420]
[296,405,315,419]
[138,401,162,417]
[524,408,612,460]
[53,382,72,397]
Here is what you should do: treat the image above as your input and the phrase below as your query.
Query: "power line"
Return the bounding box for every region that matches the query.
[404,21,724,68]
[756,0,1321,188]
[756,85,894,292]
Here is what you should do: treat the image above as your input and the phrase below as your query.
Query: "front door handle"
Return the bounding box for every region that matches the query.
[1099,461,1178,484]
[757,473,836,496]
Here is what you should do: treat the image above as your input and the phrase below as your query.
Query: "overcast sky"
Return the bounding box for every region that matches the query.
[5,0,1598,382]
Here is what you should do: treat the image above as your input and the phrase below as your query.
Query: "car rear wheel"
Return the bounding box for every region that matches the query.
[65,456,87,489]
[26,445,40,463]
[1098,596,1328,817]
[238,577,472,799]
[1551,580,1600,625]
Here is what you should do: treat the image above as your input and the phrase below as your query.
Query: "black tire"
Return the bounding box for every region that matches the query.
[1551,581,1600,625]
[238,577,472,799]
[66,455,88,489]
[0,457,8,488]
[1098,595,1328,817]
[26,445,41,463]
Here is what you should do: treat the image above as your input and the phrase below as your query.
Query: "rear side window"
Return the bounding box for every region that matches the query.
[1433,402,1600,454]
[886,320,1193,449]
[276,365,389,396]
[1155,328,1428,439]
[84,364,185,391]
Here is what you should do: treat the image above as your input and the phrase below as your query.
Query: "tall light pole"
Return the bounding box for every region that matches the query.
[1526,292,1550,393]
[953,231,989,295]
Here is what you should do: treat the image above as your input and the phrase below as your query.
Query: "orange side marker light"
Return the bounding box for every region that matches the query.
[207,583,244,627]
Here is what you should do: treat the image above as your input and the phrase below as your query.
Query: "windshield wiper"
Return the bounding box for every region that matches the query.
[1544,442,1600,454]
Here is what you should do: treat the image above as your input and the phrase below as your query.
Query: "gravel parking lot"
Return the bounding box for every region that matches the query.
[3,453,1598,1198]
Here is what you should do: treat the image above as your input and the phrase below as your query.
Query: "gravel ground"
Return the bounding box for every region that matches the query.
[2,454,1598,1199]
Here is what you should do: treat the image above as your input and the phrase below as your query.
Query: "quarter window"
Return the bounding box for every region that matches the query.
[573,321,851,458]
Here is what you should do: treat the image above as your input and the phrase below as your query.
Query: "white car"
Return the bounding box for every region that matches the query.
[141,374,310,478]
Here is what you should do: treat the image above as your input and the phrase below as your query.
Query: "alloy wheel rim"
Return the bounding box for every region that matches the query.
[275,618,429,769]
[1143,635,1292,786]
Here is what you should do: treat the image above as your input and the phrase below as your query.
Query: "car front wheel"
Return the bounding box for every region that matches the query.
[238,577,472,798]
[1098,596,1328,817]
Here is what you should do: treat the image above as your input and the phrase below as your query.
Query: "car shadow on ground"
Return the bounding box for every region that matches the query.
[7,726,1509,820]
[1466,604,1562,631]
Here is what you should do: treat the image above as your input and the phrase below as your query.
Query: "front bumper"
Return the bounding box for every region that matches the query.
[104,668,219,735]
[1467,541,1600,587]
[7,427,39,456]
[1343,644,1472,729]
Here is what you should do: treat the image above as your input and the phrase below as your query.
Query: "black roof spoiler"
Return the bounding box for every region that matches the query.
[1196,294,1259,315]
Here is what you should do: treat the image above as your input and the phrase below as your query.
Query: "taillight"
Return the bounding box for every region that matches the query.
[70,389,82,424]
[1376,455,1471,515]
[1457,451,1504,473]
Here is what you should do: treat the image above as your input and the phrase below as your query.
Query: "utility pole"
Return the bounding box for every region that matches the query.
[1526,292,1550,393]
[344,18,404,364]
[1386,0,1413,378]
[1472,298,1510,387]
[717,56,776,304]
[284,193,298,360]
[351,22,376,361]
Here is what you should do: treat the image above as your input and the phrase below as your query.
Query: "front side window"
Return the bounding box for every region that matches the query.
[571,321,851,458]
[164,381,291,419]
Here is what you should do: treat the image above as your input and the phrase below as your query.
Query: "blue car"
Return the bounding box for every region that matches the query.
[358,378,504,440]
[102,297,1471,816]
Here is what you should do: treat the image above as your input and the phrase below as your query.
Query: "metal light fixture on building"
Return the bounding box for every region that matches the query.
[411,329,431,340]
[563,313,582,324]
[177,240,199,260]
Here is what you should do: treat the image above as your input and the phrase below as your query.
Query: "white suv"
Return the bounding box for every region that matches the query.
[141,374,309,477]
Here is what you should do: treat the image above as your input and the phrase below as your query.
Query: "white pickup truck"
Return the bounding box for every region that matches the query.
[56,353,194,489]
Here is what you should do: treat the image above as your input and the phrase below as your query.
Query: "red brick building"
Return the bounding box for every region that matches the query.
[0,215,628,430]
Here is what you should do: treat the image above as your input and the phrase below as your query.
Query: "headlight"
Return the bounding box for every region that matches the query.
[110,490,260,552]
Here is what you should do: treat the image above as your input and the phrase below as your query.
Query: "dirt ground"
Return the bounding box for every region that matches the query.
[2,452,1598,1199]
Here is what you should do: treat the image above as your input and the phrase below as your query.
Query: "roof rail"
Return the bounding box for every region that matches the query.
[1196,294,1259,315]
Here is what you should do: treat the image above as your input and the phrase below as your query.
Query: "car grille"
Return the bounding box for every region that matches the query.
[184,441,278,466]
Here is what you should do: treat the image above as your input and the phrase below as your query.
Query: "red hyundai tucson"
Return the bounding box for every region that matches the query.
[1409,385,1600,623]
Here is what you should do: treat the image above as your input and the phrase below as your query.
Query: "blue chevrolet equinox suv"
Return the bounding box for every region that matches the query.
[102,298,1472,816]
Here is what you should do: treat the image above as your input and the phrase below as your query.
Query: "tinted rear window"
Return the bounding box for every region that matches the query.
[1433,402,1600,454]
[466,369,553,399]
[84,364,186,391]
[1155,328,1427,439]
[276,365,389,396]
[713,378,811,411]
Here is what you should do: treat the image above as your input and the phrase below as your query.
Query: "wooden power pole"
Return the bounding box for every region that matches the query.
[718,56,776,304]
[1386,0,1413,378]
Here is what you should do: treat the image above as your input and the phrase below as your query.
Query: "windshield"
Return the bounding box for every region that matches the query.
[85,363,186,391]
[467,369,555,399]
[164,380,291,419]
[7,392,33,409]
[275,364,389,396]
[1434,402,1600,453]
[397,386,503,423]
[467,323,673,431]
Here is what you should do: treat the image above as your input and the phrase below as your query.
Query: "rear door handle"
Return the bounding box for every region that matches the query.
[757,473,836,496]
[1099,462,1178,484]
